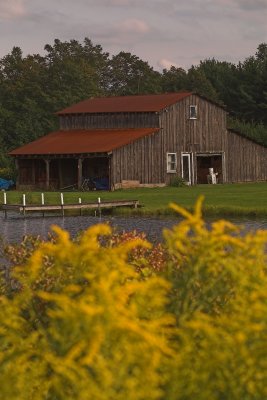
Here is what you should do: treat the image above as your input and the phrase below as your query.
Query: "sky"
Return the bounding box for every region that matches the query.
[0,0,266,70]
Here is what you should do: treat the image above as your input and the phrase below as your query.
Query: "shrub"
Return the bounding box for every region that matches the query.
[1,198,267,399]
[169,176,186,187]
[0,225,174,400]
[0,167,16,181]
[105,229,169,273]
[163,197,267,399]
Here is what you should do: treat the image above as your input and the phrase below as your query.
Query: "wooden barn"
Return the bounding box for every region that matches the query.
[9,92,267,190]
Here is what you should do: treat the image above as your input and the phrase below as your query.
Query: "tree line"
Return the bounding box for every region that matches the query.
[0,38,266,170]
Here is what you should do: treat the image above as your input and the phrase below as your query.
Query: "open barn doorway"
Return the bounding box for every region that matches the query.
[196,153,224,184]
[82,157,110,190]
[58,157,110,190]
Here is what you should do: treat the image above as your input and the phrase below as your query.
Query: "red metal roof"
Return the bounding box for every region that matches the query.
[9,128,160,156]
[56,92,192,115]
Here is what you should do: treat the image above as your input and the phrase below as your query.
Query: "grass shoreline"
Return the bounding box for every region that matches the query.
[1,183,267,219]
[112,206,267,219]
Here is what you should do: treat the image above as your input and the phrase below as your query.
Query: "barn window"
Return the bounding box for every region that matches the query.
[189,105,197,119]
[167,153,177,173]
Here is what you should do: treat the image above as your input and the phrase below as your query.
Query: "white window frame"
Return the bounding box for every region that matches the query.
[167,152,177,173]
[189,105,197,119]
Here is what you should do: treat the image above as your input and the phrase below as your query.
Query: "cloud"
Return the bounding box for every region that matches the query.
[158,58,179,70]
[107,0,131,5]
[118,19,150,34]
[81,0,139,7]
[0,0,26,20]
[87,18,151,47]
[0,0,265,70]
[233,0,267,10]
[243,25,266,40]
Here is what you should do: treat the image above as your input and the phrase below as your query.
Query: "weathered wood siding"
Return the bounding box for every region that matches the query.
[59,95,266,186]
[111,130,165,185]
[159,94,228,184]
[111,94,227,187]
[158,94,266,183]
[59,112,159,130]
[226,132,267,182]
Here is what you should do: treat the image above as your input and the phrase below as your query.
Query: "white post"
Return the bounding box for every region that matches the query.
[22,194,26,217]
[79,197,82,216]
[3,192,7,218]
[41,192,45,217]
[60,193,64,217]
[98,197,101,217]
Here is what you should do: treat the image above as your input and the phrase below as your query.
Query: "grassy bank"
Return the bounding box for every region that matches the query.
[1,183,267,218]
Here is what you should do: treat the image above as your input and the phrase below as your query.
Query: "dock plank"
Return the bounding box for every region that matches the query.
[2,200,139,217]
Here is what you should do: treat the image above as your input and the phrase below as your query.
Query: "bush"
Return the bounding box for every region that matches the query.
[0,225,174,400]
[169,176,186,187]
[1,198,267,399]
[228,116,267,146]
[0,166,16,181]
[163,197,267,399]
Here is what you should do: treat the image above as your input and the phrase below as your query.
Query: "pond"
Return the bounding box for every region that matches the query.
[0,211,267,244]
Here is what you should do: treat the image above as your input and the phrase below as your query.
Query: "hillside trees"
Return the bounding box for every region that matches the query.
[195,59,240,110]
[161,64,220,103]
[237,43,267,125]
[227,117,267,146]
[161,43,267,136]
[196,44,267,127]
[44,38,109,109]
[0,39,266,171]
[105,51,162,95]
[162,43,267,144]
[0,48,52,168]
[161,66,188,93]
[0,39,110,169]
[186,66,220,102]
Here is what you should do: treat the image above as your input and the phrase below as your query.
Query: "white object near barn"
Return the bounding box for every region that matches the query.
[207,168,218,184]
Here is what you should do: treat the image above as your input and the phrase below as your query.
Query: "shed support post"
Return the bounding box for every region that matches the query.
[108,155,112,191]
[45,159,50,190]
[78,158,83,190]
[32,159,36,185]
[15,159,20,189]
[222,152,226,183]
[58,159,63,189]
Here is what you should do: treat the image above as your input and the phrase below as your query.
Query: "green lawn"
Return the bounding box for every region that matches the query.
[1,183,267,217]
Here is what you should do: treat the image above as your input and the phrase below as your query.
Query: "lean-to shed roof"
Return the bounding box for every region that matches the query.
[9,128,160,156]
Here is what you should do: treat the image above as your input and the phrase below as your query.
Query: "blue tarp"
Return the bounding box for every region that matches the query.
[0,178,14,190]
[92,177,109,190]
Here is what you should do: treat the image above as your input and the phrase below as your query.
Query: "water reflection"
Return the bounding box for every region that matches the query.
[0,212,267,244]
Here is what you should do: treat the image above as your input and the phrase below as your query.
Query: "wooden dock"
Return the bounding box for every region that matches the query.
[1,199,139,218]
